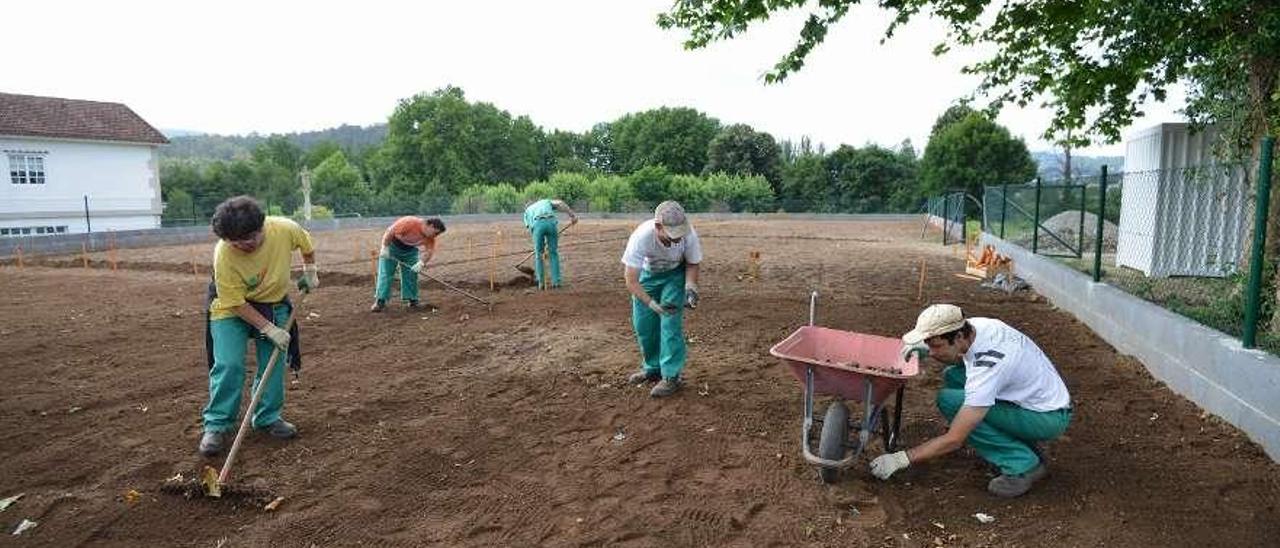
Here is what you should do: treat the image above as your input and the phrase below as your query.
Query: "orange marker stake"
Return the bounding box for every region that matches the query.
[370,248,378,281]
[916,259,927,302]
[82,242,89,269]
[109,236,118,271]
[16,245,24,269]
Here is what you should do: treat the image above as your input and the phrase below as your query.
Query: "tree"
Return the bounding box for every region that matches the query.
[608,107,721,174]
[705,124,783,191]
[311,151,371,214]
[659,2,1277,151]
[628,164,674,206]
[779,153,830,211]
[920,112,1037,199]
[825,144,918,212]
[381,86,545,196]
[252,136,303,171]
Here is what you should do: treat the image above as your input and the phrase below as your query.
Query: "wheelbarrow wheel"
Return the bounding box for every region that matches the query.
[818,400,850,484]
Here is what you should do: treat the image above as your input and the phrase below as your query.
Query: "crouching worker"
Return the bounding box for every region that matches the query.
[371,215,446,312]
[869,304,1072,497]
[621,201,702,398]
[200,196,318,456]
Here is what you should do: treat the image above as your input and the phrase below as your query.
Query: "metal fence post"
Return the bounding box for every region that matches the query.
[1093,166,1109,282]
[84,195,92,233]
[1078,180,1087,258]
[1000,183,1008,239]
[942,193,950,245]
[1032,178,1042,254]
[1244,136,1275,349]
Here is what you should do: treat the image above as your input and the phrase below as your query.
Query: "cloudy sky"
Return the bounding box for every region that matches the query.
[3,0,1183,156]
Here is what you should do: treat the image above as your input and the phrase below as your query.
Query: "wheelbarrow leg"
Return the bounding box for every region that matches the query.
[855,381,876,458]
[884,385,905,451]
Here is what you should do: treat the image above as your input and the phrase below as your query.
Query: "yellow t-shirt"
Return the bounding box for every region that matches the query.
[209,216,315,320]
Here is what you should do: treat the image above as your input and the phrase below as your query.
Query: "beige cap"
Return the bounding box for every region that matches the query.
[902,304,965,344]
[655,200,690,239]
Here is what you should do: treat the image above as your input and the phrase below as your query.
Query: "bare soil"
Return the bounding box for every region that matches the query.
[0,218,1276,547]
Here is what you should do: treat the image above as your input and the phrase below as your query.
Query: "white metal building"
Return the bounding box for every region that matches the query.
[1116,123,1250,278]
[0,92,169,236]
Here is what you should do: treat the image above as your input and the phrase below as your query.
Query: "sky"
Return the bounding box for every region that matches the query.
[2,0,1185,156]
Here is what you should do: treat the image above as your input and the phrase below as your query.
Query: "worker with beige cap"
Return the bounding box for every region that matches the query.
[870,304,1072,497]
[621,200,703,397]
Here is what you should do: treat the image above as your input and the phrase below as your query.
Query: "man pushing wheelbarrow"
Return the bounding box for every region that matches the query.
[870,304,1073,498]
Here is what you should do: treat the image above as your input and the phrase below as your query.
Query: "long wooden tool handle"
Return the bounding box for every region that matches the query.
[217,296,303,485]
[514,222,574,267]
[390,258,493,307]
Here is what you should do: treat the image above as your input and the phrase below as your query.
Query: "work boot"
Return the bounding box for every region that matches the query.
[407,300,436,311]
[650,377,682,398]
[987,463,1048,498]
[370,299,386,312]
[198,431,225,457]
[627,369,661,385]
[258,419,297,440]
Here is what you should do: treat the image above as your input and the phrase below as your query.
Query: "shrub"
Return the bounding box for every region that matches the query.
[586,175,635,212]
[482,183,521,213]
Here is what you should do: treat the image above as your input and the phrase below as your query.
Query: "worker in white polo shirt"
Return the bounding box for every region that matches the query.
[870,304,1073,497]
[621,201,702,398]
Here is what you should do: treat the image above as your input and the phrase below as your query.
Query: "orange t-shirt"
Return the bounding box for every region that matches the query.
[383,216,437,253]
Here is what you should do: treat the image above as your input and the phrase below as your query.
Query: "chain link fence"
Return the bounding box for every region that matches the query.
[979,139,1278,353]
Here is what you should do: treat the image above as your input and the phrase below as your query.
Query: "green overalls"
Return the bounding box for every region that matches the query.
[631,265,688,379]
[936,365,1072,475]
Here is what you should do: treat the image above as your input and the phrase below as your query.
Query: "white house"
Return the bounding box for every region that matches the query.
[0,92,169,237]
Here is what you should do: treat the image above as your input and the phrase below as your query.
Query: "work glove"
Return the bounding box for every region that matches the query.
[297,263,319,292]
[647,299,675,316]
[869,451,910,480]
[685,283,699,309]
[259,324,291,351]
[900,342,929,363]
[410,260,426,273]
[379,245,390,259]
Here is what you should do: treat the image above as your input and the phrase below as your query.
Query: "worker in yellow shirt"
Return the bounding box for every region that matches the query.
[199,196,318,457]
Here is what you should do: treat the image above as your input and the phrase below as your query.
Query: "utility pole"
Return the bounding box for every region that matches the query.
[300,167,313,221]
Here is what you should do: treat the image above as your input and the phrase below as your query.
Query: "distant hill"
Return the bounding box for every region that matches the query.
[162,123,388,161]
[161,128,206,138]
[1032,151,1124,180]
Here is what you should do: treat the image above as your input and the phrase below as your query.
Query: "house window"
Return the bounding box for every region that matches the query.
[0,225,67,237]
[8,153,46,185]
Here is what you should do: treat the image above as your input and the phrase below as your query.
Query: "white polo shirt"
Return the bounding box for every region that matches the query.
[621,219,703,273]
[962,318,1071,412]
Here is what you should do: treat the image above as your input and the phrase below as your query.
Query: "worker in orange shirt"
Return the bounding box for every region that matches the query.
[371,216,446,312]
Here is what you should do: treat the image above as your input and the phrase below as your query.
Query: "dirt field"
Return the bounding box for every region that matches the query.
[1,218,1277,547]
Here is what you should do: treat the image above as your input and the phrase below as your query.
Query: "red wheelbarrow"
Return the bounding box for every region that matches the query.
[769,291,921,483]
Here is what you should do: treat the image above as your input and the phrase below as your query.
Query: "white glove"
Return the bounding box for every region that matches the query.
[685,283,699,309]
[900,342,929,362]
[410,260,426,273]
[869,451,910,480]
[379,245,390,259]
[297,263,319,291]
[259,324,291,350]
[647,299,674,316]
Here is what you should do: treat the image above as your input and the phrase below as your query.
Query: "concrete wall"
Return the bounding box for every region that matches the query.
[0,212,922,258]
[982,232,1280,462]
[1,136,162,232]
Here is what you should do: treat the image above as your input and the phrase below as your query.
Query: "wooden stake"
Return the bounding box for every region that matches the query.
[15,245,23,269]
[353,241,360,262]
[468,237,473,264]
[190,245,198,275]
[489,230,498,291]
[82,242,89,269]
[370,248,378,281]
[109,236,118,271]
[916,259,927,302]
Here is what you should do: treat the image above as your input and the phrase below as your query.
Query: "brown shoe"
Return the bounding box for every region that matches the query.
[627,370,660,385]
[650,377,682,398]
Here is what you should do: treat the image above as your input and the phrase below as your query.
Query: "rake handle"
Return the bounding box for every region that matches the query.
[389,257,492,307]
[217,295,304,486]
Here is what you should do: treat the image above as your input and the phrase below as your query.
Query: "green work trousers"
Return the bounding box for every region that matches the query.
[631,266,687,379]
[203,303,291,433]
[530,218,561,288]
[374,244,420,303]
[936,365,1072,475]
